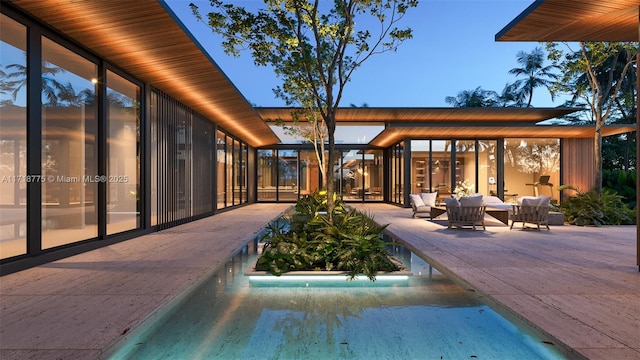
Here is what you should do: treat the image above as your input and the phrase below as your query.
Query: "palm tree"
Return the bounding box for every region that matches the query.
[508,47,558,107]
[1,57,68,105]
[444,86,499,107]
[496,82,525,107]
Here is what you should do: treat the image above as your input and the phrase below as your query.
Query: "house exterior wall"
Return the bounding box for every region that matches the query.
[561,138,595,195]
[0,5,252,274]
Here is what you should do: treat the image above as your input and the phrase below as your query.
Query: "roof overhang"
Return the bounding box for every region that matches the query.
[369,124,636,148]
[7,0,279,147]
[254,107,636,148]
[496,0,640,42]
[256,107,579,123]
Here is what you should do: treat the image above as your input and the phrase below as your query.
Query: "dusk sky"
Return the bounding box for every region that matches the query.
[165,0,561,108]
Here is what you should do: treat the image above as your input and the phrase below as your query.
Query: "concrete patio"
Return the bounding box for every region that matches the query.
[0,203,638,359]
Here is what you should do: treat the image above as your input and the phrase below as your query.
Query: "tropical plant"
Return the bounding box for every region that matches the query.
[191,0,418,222]
[558,185,635,226]
[255,190,399,280]
[508,47,558,107]
[546,42,637,195]
[602,169,636,209]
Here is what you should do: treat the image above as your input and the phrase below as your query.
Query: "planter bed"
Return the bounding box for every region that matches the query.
[245,259,412,287]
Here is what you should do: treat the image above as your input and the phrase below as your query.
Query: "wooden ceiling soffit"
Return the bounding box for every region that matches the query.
[369,124,637,148]
[9,0,279,147]
[255,107,579,123]
[496,0,640,42]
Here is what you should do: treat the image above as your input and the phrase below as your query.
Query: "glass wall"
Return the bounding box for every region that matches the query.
[478,140,498,197]
[215,131,248,208]
[256,147,382,202]
[257,149,275,201]
[410,140,430,194]
[455,140,477,195]
[41,36,99,249]
[106,70,140,235]
[341,149,383,201]
[1,6,253,268]
[0,14,27,259]
[216,130,226,209]
[367,150,384,201]
[225,135,233,206]
[277,150,299,201]
[504,138,560,203]
[431,140,452,202]
[390,141,404,205]
[405,138,559,206]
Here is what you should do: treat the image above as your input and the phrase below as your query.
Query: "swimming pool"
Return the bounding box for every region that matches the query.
[108,238,568,359]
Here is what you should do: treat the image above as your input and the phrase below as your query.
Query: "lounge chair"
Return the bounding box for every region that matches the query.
[510,195,551,230]
[409,192,437,218]
[445,195,486,230]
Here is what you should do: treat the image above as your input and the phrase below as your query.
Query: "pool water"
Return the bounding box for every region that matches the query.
[108,239,567,359]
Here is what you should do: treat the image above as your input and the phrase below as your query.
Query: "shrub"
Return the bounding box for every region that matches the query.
[602,169,636,210]
[559,185,635,226]
[255,190,399,280]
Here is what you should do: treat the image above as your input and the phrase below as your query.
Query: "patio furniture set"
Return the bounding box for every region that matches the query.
[409,192,553,230]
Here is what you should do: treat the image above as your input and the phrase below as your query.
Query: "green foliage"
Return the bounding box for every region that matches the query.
[558,185,635,226]
[191,0,417,220]
[255,190,399,280]
[602,169,636,209]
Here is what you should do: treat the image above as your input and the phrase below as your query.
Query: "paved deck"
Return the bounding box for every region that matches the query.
[352,203,639,360]
[0,203,638,360]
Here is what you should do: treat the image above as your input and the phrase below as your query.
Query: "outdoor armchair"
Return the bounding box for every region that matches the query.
[409,192,437,218]
[509,195,551,230]
[445,196,486,230]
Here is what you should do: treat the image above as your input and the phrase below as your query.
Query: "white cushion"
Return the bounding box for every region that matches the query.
[517,196,538,206]
[538,195,552,207]
[522,197,541,207]
[444,197,460,208]
[410,194,425,207]
[460,195,483,207]
[420,192,437,207]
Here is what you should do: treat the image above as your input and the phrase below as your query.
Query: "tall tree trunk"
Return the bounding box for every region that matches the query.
[326,114,336,222]
[594,128,603,195]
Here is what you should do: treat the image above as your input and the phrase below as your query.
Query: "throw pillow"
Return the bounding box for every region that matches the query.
[444,197,460,208]
[460,195,483,207]
[522,197,541,207]
[410,194,425,207]
[420,192,437,207]
[517,196,537,206]
[538,195,552,207]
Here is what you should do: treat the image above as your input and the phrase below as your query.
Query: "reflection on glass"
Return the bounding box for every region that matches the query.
[431,140,451,202]
[278,150,298,201]
[41,37,99,249]
[233,139,241,205]
[225,136,232,206]
[455,140,476,194]
[299,150,320,197]
[341,150,360,199]
[504,138,559,203]
[478,140,498,198]
[257,149,276,201]
[0,15,27,258]
[410,140,430,194]
[362,149,383,201]
[216,130,226,209]
[106,70,140,235]
[390,142,404,204]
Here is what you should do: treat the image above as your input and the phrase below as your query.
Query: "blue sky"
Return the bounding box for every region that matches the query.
[165,0,559,108]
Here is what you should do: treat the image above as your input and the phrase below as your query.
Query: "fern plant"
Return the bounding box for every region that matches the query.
[255,190,399,280]
[559,185,635,226]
